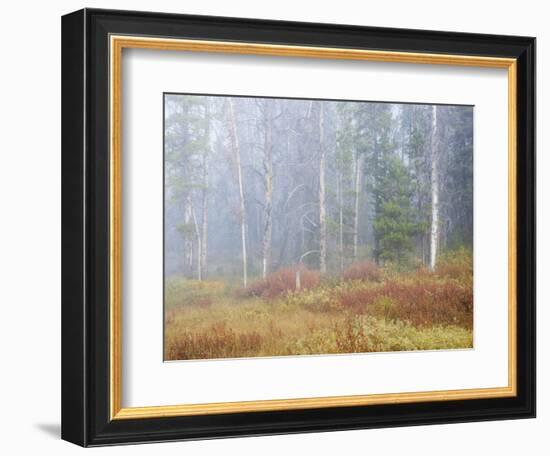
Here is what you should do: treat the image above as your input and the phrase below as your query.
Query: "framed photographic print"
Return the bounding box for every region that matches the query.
[61,8,536,447]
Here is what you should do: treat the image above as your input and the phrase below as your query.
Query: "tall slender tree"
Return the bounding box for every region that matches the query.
[353,149,365,260]
[318,103,327,274]
[228,99,248,287]
[183,194,194,277]
[190,200,202,280]
[261,100,274,279]
[199,98,211,280]
[429,105,441,271]
[336,158,345,274]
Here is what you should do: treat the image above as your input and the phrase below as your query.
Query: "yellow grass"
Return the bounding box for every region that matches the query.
[164,273,473,360]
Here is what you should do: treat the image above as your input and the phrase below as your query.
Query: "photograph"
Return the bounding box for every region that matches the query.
[58,6,536,447]
[163,94,474,361]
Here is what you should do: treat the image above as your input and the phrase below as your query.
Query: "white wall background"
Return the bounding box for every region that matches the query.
[0,1,544,454]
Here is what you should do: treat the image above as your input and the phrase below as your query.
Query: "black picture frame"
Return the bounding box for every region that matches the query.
[62,8,536,447]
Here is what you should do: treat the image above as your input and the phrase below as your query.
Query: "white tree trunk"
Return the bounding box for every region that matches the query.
[318,103,327,274]
[353,151,364,260]
[200,161,209,280]
[200,100,210,280]
[262,103,273,279]
[190,201,202,281]
[429,105,440,271]
[228,99,248,287]
[184,194,193,277]
[337,167,344,275]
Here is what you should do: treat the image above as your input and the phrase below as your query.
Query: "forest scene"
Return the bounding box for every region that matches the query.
[164,93,474,361]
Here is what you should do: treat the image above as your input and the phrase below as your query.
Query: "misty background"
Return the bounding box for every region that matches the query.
[164,94,473,284]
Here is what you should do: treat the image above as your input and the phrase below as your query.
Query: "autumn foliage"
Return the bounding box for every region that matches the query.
[242,266,320,298]
[342,261,382,282]
[166,322,263,360]
[164,251,473,360]
[337,278,472,328]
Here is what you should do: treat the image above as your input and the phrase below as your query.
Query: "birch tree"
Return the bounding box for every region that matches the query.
[261,101,274,279]
[190,201,202,280]
[183,194,194,277]
[318,103,327,274]
[228,99,248,287]
[336,160,344,274]
[199,99,211,280]
[429,105,440,271]
[353,150,364,260]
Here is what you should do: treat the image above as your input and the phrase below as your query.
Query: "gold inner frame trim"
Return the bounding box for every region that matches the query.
[109,34,518,421]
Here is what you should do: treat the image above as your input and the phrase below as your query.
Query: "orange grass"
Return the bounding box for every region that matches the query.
[165,254,473,360]
[242,266,320,298]
[337,278,472,328]
[342,261,382,282]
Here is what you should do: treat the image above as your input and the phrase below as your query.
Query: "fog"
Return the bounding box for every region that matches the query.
[164,94,473,284]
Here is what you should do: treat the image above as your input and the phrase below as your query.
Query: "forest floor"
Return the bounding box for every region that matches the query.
[164,252,473,361]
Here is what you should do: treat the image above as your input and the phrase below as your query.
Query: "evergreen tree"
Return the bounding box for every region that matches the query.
[365,103,392,264]
[165,95,211,279]
[373,154,422,264]
[441,107,473,250]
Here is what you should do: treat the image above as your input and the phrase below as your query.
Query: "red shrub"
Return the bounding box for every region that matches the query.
[338,286,377,314]
[413,265,436,279]
[166,322,264,360]
[337,278,473,328]
[435,249,473,280]
[244,266,320,299]
[343,261,381,282]
[436,261,472,281]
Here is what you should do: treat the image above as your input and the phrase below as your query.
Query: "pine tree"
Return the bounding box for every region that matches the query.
[373,154,422,265]
[165,95,210,279]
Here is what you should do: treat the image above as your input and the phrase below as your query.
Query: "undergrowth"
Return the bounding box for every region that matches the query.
[165,251,473,360]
